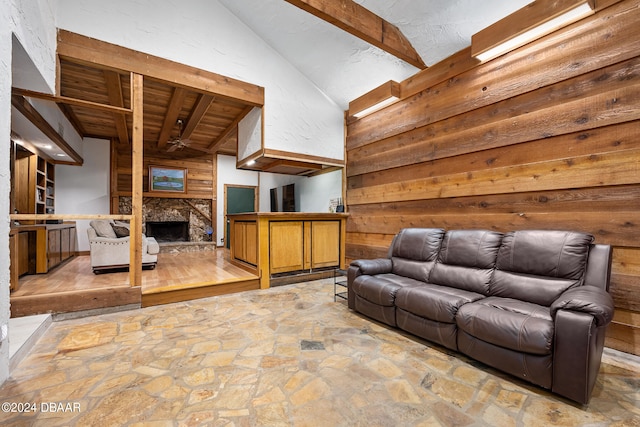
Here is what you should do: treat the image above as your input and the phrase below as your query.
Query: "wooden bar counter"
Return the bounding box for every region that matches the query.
[227,212,348,288]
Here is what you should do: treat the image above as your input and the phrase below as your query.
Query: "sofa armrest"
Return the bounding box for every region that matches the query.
[88,236,131,268]
[350,258,393,275]
[553,309,605,404]
[552,286,613,403]
[584,244,613,291]
[89,236,130,245]
[550,285,614,327]
[347,259,392,309]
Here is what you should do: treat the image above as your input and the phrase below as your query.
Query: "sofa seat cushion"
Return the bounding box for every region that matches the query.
[456,296,553,355]
[396,284,485,323]
[351,274,424,306]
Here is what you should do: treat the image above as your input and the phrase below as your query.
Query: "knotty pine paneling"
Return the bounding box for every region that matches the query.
[345,0,640,356]
[113,142,215,199]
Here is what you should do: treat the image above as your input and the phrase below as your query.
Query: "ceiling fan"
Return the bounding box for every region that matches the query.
[167,119,191,152]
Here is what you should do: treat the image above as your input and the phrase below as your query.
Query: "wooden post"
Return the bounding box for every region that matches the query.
[212,153,217,245]
[130,73,143,287]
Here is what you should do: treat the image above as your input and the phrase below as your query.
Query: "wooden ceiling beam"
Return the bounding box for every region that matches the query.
[11,94,84,165]
[103,70,130,145]
[157,87,187,149]
[57,29,264,106]
[207,106,254,152]
[284,0,426,69]
[58,103,86,136]
[12,87,132,115]
[183,94,215,139]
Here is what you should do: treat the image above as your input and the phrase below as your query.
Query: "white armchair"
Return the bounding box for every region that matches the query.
[87,220,160,273]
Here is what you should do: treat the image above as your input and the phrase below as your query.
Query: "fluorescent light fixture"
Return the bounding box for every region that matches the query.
[247,160,256,166]
[55,153,67,157]
[353,96,399,118]
[473,0,594,63]
[349,81,400,119]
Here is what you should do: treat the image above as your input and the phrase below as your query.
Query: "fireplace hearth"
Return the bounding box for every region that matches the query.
[146,221,189,242]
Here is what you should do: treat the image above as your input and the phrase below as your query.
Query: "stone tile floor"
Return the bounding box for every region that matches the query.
[0,279,639,426]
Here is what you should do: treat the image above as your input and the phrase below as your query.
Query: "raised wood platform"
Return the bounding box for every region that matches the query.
[11,250,259,317]
[11,286,141,318]
[141,278,260,307]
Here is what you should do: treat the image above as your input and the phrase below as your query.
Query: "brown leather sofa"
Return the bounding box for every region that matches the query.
[347,228,614,404]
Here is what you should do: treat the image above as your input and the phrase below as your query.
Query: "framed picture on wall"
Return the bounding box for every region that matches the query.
[149,166,187,193]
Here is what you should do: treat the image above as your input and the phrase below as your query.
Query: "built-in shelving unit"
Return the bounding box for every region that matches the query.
[14,146,55,222]
[34,156,55,216]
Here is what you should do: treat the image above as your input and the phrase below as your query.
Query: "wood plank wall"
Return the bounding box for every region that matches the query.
[345,0,640,356]
[112,142,216,201]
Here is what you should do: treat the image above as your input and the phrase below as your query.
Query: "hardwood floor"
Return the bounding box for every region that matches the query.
[140,250,257,293]
[12,255,128,296]
[139,250,260,307]
[11,249,260,316]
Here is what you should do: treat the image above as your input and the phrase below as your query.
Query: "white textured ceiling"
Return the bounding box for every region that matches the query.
[218,0,531,109]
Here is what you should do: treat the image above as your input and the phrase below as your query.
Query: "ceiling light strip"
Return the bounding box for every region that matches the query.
[473,1,594,63]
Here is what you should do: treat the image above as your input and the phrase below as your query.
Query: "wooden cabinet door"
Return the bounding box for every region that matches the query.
[311,221,340,268]
[244,222,258,265]
[70,227,77,255]
[269,221,304,274]
[234,221,246,261]
[233,222,258,266]
[61,227,71,261]
[48,229,61,269]
[17,232,31,276]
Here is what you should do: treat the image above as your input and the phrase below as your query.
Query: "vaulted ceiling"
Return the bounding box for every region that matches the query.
[219,0,531,109]
[12,0,532,172]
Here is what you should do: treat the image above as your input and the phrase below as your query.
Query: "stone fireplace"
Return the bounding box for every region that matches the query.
[119,197,214,244]
[146,221,189,242]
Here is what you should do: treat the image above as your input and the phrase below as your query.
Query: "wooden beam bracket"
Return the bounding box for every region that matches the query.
[285,0,426,69]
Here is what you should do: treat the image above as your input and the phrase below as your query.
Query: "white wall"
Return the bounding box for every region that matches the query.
[258,173,298,213]
[0,0,13,384]
[55,0,345,161]
[297,169,343,213]
[258,169,343,214]
[56,138,111,252]
[9,0,57,93]
[237,107,262,163]
[1,0,58,385]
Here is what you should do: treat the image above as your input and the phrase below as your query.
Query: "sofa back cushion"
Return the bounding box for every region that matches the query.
[429,230,503,294]
[391,228,445,282]
[90,219,117,239]
[490,230,594,306]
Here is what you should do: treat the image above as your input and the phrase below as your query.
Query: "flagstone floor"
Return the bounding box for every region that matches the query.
[0,279,639,426]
